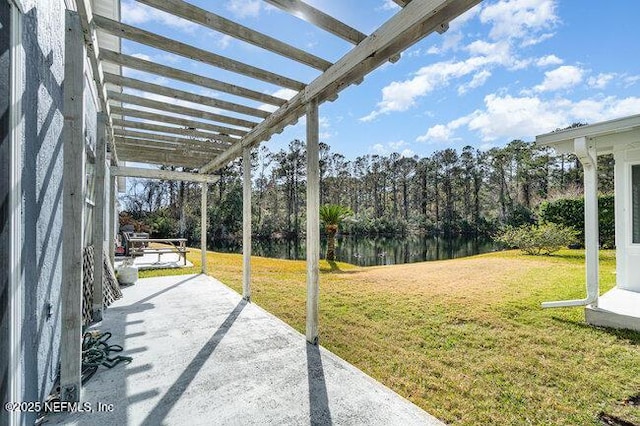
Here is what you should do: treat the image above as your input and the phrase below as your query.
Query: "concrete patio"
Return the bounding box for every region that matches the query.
[47,274,442,425]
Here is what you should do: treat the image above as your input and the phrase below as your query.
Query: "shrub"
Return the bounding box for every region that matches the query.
[538,195,615,248]
[495,223,579,255]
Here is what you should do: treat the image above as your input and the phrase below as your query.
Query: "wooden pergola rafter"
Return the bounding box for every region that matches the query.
[60,0,483,403]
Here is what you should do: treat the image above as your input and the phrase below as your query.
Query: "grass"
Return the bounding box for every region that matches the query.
[139,249,640,425]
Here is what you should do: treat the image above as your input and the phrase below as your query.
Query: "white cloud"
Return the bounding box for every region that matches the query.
[534,65,584,92]
[226,0,263,18]
[272,88,298,101]
[451,4,482,30]
[438,32,465,54]
[466,94,562,140]
[521,32,555,47]
[416,116,469,143]
[361,42,516,121]
[131,53,152,61]
[121,0,199,32]
[431,93,640,142]
[377,0,400,11]
[388,140,405,150]
[588,73,615,90]
[427,5,481,55]
[319,116,335,140]
[536,54,563,67]
[217,35,234,50]
[371,143,386,155]
[624,75,640,87]
[458,70,492,95]
[258,88,297,113]
[417,124,452,143]
[479,0,559,42]
[369,140,414,157]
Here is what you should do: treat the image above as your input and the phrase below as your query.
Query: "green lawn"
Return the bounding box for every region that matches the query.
[140,249,640,425]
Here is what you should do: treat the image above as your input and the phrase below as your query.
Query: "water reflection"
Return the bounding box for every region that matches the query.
[211,235,495,267]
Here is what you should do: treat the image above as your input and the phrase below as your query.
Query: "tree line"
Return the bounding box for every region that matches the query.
[120,131,615,247]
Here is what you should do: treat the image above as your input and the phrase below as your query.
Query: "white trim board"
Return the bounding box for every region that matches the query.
[8,2,24,425]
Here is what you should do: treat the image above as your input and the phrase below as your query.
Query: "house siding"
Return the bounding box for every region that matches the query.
[20,0,67,422]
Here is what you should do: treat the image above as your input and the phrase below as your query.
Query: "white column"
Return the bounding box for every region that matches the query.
[92,113,107,321]
[201,183,207,274]
[306,98,320,344]
[242,146,252,301]
[542,137,600,309]
[579,137,600,305]
[60,10,85,403]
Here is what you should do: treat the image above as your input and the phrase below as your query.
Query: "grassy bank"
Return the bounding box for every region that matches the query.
[140,249,640,425]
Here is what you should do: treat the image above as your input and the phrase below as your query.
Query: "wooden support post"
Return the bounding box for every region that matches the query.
[108,174,116,265]
[242,147,252,301]
[305,98,320,344]
[92,113,107,322]
[60,10,85,403]
[201,183,207,274]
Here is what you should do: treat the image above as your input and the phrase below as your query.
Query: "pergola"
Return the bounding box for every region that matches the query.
[61,0,481,402]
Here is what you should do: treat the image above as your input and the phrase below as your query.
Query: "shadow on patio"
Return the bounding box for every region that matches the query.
[47,274,441,425]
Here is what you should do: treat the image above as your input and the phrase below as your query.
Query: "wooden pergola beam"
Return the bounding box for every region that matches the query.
[201,0,479,173]
[116,141,213,157]
[112,118,236,146]
[100,49,286,107]
[104,72,270,119]
[114,128,224,147]
[263,0,367,45]
[137,0,332,71]
[114,145,223,164]
[110,106,248,138]
[111,165,220,183]
[93,14,306,91]
[114,137,224,155]
[115,147,209,168]
[108,91,258,129]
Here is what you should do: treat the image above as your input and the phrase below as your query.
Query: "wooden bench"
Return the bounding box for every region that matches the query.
[128,238,188,265]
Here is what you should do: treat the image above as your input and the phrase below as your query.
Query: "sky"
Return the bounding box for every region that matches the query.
[118,0,640,161]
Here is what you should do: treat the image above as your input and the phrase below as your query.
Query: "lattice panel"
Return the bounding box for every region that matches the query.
[82,245,95,326]
[103,251,122,305]
[82,246,123,326]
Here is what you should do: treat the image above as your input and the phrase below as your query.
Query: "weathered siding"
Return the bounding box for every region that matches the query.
[20,1,66,421]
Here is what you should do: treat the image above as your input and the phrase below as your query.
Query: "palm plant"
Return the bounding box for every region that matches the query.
[319,204,353,261]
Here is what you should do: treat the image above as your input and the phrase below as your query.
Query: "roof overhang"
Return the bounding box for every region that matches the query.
[536,114,640,156]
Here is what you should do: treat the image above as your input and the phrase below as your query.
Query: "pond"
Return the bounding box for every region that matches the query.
[210,235,496,267]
